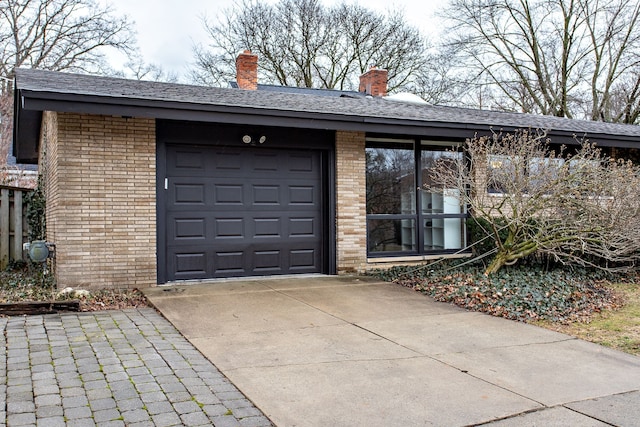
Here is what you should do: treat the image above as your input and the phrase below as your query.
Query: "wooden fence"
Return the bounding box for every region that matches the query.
[0,185,31,269]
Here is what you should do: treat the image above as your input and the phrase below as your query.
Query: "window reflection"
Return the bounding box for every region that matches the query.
[528,157,564,192]
[487,155,521,193]
[365,140,468,256]
[366,146,415,215]
[367,219,416,252]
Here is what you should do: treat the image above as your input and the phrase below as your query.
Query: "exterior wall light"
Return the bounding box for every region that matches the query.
[242,135,267,145]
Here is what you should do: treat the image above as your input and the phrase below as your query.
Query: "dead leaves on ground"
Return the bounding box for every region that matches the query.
[387,268,626,324]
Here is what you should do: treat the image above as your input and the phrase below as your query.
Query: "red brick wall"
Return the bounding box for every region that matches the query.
[359,68,388,97]
[236,50,259,90]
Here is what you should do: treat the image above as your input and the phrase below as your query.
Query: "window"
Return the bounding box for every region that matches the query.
[421,150,467,251]
[487,155,520,193]
[488,154,567,194]
[528,157,564,192]
[366,142,415,253]
[568,158,606,197]
[366,139,467,256]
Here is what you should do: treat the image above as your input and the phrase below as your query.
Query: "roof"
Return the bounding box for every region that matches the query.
[13,68,640,163]
[229,81,364,98]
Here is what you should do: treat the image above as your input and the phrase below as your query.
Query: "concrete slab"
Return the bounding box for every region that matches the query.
[279,281,463,322]
[358,311,572,356]
[189,323,421,370]
[566,391,640,427]
[438,339,640,407]
[262,275,383,291]
[226,358,541,427]
[145,279,273,297]
[145,276,640,426]
[145,287,343,338]
[485,406,610,426]
[144,275,378,300]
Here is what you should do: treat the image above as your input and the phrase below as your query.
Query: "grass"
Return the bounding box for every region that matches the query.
[536,282,640,355]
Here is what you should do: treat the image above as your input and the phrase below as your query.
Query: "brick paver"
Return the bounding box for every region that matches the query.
[0,308,273,427]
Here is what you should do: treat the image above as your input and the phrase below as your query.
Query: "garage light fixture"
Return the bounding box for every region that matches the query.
[242,134,267,145]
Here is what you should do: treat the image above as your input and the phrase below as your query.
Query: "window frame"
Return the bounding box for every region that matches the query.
[365,138,469,257]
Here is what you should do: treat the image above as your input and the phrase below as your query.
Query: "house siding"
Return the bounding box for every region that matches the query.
[43,112,59,258]
[335,130,367,273]
[43,113,156,289]
[39,115,421,287]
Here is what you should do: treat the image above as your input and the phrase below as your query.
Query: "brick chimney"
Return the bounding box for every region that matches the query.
[236,50,258,90]
[359,66,388,97]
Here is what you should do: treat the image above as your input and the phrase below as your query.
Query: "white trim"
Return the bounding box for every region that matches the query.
[367,253,471,264]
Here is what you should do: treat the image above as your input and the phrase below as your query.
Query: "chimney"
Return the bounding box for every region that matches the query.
[359,66,388,97]
[236,50,258,90]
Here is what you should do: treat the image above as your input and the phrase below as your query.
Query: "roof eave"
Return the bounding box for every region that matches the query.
[19,87,490,134]
[13,87,42,164]
[15,88,640,165]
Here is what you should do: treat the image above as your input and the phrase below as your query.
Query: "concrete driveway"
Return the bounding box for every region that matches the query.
[144,276,640,427]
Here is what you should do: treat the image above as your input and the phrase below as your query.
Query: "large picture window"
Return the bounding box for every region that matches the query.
[366,139,468,256]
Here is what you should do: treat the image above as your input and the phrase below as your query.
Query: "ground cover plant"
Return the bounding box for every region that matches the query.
[372,261,624,323]
[371,260,640,355]
[0,261,147,312]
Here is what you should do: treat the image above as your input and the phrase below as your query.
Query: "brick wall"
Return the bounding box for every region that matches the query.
[43,112,59,251]
[43,113,156,289]
[335,130,367,273]
[358,68,388,97]
[236,50,259,90]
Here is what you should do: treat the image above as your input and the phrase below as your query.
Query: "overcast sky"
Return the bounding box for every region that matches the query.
[105,0,440,80]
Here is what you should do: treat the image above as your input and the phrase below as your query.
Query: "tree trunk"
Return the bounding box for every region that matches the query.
[485,252,508,275]
[484,240,539,275]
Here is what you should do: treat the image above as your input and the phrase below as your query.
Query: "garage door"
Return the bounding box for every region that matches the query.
[163,144,325,281]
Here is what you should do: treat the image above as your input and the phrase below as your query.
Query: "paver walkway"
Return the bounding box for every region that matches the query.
[0,308,272,427]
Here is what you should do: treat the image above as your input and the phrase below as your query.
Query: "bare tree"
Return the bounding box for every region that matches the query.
[0,0,136,166]
[0,78,34,187]
[0,78,13,166]
[428,129,640,274]
[406,50,472,105]
[110,58,178,83]
[439,0,640,123]
[0,0,135,79]
[190,0,429,91]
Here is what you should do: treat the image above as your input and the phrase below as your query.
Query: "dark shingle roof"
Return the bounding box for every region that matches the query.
[13,68,640,162]
[229,81,364,98]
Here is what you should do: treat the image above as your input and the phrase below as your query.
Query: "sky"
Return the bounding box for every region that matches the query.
[105,0,441,80]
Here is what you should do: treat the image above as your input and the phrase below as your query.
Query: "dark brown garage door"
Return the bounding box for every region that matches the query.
[164,144,324,281]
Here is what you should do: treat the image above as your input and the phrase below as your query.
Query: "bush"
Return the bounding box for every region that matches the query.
[466,217,507,257]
